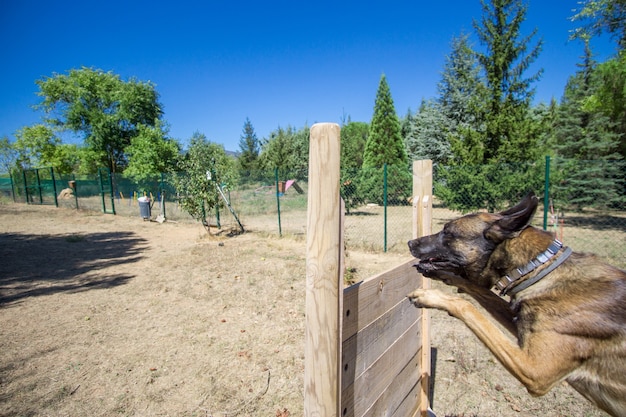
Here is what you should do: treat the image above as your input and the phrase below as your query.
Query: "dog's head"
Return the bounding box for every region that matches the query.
[408,192,538,286]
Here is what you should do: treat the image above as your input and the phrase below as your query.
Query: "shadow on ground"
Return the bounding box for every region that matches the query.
[0,231,147,305]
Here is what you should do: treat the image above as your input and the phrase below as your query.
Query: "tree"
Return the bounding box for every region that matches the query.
[363,74,408,168]
[340,121,369,171]
[473,0,543,162]
[258,125,309,178]
[35,67,163,173]
[124,121,180,183]
[360,75,411,205]
[0,136,18,173]
[172,132,237,225]
[405,100,452,164]
[339,121,369,213]
[553,41,625,209]
[437,33,487,165]
[12,124,79,174]
[237,117,260,175]
[571,0,626,49]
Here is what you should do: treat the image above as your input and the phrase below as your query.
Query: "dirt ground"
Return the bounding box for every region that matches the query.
[0,203,607,417]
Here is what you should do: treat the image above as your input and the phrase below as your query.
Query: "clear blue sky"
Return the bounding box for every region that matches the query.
[0,0,617,152]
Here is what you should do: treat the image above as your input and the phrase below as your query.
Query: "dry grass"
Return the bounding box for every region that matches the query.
[0,202,613,417]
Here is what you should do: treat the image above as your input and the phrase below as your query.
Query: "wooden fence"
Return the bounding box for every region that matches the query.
[305,123,433,417]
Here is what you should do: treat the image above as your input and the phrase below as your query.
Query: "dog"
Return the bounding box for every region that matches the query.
[407,192,626,417]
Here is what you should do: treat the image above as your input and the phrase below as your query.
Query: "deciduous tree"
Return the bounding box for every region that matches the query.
[35,67,163,173]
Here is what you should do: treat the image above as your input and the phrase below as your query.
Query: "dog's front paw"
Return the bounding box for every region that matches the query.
[407,289,454,311]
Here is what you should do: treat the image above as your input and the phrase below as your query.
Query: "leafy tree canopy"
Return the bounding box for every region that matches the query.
[172,132,238,223]
[124,121,180,183]
[35,67,163,173]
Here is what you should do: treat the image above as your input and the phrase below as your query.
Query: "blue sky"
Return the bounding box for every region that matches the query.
[0,0,618,152]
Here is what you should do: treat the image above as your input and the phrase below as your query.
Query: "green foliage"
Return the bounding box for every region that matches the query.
[357,164,412,206]
[35,67,163,173]
[237,117,260,176]
[436,161,543,213]
[0,136,17,173]
[363,74,408,168]
[571,0,626,49]
[172,132,238,223]
[124,121,180,183]
[580,53,626,158]
[552,42,625,209]
[258,125,309,178]
[340,121,369,171]
[437,33,487,165]
[405,100,452,164]
[12,124,79,174]
[473,0,543,162]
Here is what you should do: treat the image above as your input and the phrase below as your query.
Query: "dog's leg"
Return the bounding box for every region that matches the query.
[408,289,584,396]
[430,272,516,334]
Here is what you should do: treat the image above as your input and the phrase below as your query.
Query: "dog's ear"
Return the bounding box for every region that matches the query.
[485,192,538,242]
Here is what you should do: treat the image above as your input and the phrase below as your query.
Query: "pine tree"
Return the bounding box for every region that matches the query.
[363,74,408,168]
[237,117,260,175]
[474,0,544,162]
[405,100,452,164]
[436,33,486,165]
[360,75,411,205]
[553,41,625,209]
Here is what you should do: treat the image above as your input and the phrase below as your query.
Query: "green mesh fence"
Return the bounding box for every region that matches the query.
[3,158,624,267]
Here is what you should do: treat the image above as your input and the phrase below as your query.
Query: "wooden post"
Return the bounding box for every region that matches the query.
[305,123,342,417]
[413,160,433,417]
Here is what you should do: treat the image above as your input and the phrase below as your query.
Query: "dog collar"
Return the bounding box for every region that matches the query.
[495,239,572,297]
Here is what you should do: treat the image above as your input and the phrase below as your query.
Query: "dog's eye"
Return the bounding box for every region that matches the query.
[443,225,456,238]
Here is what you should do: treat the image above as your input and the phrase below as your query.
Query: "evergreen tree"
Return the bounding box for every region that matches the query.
[473,0,544,162]
[363,74,408,168]
[553,41,624,209]
[360,75,411,205]
[405,100,452,164]
[237,117,260,175]
[340,121,369,213]
[340,121,369,171]
[437,34,486,165]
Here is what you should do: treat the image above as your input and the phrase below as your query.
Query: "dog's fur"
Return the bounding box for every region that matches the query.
[407,193,626,417]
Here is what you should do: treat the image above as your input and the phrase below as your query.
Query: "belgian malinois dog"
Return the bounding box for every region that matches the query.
[407,192,626,417]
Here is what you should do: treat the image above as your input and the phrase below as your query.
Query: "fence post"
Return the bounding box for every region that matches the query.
[413,159,433,416]
[9,171,16,202]
[22,170,29,203]
[305,123,342,416]
[543,155,551,231]
[383,163,388,252]
[275,168,282,237]
[35,168,43,204]
[50,167,59,208]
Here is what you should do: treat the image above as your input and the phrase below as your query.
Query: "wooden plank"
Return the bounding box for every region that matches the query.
[413,160,433,417]
[305,123,342,417]
[341,319,422,417]
[341,297,421,391]
[358,350,422,417]
[342,258,422,342]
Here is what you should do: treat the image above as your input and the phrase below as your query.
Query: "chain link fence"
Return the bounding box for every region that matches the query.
[2,158,624,267]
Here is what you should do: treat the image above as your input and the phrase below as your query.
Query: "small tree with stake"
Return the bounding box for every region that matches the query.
[172,132,238,230]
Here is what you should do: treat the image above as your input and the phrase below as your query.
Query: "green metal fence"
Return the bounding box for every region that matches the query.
[2,158,624,267]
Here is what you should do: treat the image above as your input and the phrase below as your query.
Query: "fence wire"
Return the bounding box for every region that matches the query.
[1,158,624,268]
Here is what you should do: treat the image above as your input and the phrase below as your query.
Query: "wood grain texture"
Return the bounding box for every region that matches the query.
[413,160,433,417]
[305,123,342,417]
